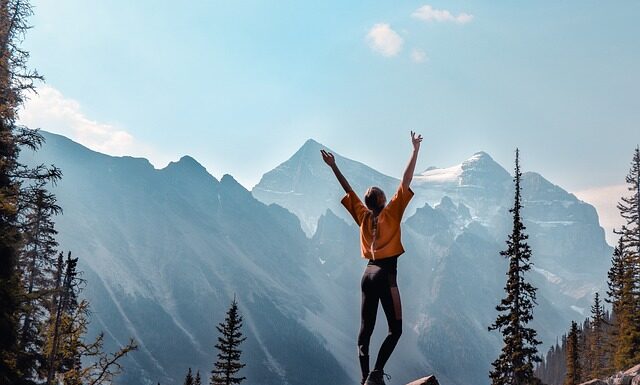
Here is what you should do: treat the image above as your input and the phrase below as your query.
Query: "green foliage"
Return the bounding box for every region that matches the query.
[489,149,541,385]
[210,297,246,385]
[610,147,640,370]
[564,321,581,385]
[184,367,194,385]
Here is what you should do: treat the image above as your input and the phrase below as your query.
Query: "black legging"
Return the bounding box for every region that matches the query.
[358,257,402,381]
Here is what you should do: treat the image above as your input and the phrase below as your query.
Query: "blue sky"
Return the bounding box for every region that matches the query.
[19,1,640,242]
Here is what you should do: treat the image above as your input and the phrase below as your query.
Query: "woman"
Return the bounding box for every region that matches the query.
[320,131,423,385]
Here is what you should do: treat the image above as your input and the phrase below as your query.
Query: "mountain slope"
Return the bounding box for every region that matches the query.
[21,133,613,385]
[21,132,350,385]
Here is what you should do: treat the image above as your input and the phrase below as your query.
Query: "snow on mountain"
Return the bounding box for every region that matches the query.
[21,133,614,385]
[252,138,613,384]
[252,139,399,237]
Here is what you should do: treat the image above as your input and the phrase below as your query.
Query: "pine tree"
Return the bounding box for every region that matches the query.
[195,370,202,385]
[44,252,79,384]
[184,368,194,385]
[0,0,62,382]
[488,149,542,385]
[39,253,137,385]
[564,321,581,385]
[610,146,640,370]
[210,297,246,385]
[606,240,625,315]
[588,293,606,379]
[16,184,61,382]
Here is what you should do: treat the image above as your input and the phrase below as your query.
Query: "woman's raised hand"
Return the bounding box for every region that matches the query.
[320,149,336,167]
[411,131,423,152]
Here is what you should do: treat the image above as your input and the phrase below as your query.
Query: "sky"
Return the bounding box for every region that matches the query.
[18,1,640,244]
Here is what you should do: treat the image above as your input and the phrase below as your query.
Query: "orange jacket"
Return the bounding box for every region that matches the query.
[341,185,414,260]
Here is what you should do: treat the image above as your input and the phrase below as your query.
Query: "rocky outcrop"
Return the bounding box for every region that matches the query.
[579,364,640,385]
[406,375,439,385]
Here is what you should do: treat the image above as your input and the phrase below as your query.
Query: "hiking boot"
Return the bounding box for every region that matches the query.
[365,369,390,385]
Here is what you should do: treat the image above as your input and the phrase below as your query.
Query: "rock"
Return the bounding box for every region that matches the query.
[625,364,640,377]
[406,375,439,385]
[580,380,607,385]
[611,372,633,385]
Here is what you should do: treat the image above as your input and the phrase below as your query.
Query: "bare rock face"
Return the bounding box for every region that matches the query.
[625,364,640,377]
[579,364,640,385]
[581,380,607,385]
[406,375,439,385]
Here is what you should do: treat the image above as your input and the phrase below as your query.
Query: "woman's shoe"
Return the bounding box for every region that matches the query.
[365,369,390,385]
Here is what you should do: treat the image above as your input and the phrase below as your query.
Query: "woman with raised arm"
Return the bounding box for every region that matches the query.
[320,131,423,385]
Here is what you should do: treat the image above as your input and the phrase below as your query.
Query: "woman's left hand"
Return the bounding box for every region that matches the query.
[411,131,423,151]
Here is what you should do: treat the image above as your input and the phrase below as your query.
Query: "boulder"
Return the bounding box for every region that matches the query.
[579,380,607,385]
[625,364,640,377]
[406,375,439,385]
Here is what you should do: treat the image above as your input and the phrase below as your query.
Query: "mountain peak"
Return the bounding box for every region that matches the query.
[463,151,495,165]
[161,155,218,185]
[294,138,329,160]
[302,138,324,149]
[163,155,208,173]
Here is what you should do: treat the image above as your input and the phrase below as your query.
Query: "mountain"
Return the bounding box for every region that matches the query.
[252,140,612,383]
[21,132,350,385]
[21,132,613,385]
[252,139,398,236]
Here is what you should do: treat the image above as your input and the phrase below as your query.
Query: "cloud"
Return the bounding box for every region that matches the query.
[574,184,627,246]
[18,85,161,164]
[411,48,428,63]
[412,5,473,24]
[366,23,404,57]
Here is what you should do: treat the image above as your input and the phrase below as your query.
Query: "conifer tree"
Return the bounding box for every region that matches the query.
[210,297,246,385]
[488,149,542,385]
[588,293,606,378]
[0,0,62,381]
[564,321,581,385]
[195,370,202,385]
[609,146,640,370]
[40,253,137,385]
[184,368,194,385]
[16,184,61,381]
[606,240,625,316]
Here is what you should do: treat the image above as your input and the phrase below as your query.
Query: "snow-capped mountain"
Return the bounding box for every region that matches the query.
[21,133,613,385]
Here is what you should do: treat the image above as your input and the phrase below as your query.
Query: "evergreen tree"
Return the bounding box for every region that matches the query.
[588,293,606,379]
[39,253,137,385]
[210,297,246,385]
[184,368,194,385]
[195,370,202,385]
[16,184,61,382]
[0,0,62,382]
[610,147,640,369]
[606,240,625,316]
[488,149,542,385]
[564,321,581,385]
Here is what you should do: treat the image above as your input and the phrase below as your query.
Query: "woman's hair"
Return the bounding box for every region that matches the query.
[364,186,385,260]
[364,186,386,213]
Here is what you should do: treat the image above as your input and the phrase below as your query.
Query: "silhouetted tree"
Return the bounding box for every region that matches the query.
[210,297,246,385]
[587,293,606,378]
[184,368,194,385]
[16,185,61,381]
[0,0,62,382]
[608,147,640,370]
[564,321,581,385]
[489,149,542,385]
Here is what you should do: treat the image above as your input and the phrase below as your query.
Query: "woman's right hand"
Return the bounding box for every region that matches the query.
[320,149,336,167]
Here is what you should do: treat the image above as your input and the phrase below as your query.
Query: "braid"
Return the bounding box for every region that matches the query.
[370,210,379,260]
[364,186,385,260]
